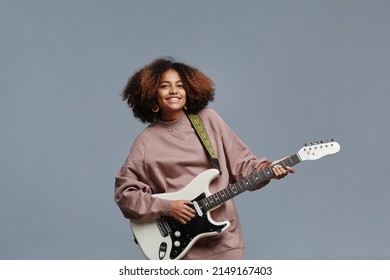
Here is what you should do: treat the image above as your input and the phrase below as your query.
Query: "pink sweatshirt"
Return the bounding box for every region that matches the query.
[115,108,270,259]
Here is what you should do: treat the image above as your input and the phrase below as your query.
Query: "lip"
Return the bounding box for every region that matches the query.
[166,96,181,102]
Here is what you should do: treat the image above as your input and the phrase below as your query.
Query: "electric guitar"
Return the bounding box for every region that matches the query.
[130,141,340,260]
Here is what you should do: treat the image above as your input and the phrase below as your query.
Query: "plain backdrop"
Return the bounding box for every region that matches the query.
[1,0,389,259]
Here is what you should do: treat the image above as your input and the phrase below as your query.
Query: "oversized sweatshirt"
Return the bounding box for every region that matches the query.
[115,108,270,259]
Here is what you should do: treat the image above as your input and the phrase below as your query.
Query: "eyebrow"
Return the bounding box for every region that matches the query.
[159,80,183,84]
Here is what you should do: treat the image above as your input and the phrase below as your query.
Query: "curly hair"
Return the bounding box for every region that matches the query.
[122,57,215,123]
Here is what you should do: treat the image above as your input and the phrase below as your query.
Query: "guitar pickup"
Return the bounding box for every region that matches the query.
[193,201,203,217]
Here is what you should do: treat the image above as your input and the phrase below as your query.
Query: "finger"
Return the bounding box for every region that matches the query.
[184,205,196,214]
[277,165,290,175]
[187,211,195,218]
[272,165,288,179]
[286,166,295,173]
[181,213,192,223]
[272,165,283,176]
[175,211,187,223]
[183,209,195,219]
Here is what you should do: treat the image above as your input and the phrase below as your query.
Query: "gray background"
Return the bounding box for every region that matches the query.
[1,0,389,260]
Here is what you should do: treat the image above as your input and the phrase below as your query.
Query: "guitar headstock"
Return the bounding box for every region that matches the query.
[298,140,340,161]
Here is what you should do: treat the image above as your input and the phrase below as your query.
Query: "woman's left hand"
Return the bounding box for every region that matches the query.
[271,163,295,180]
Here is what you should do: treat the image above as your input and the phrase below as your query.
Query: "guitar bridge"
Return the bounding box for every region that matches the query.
[156,217,172,237]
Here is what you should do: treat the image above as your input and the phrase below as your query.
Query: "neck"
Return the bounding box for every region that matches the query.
[160,110,184,122]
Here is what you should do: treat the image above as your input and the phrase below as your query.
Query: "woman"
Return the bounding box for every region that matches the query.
[115,57,294,260]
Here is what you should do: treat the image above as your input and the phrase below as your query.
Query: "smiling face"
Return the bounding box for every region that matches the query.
[156,69,187,122]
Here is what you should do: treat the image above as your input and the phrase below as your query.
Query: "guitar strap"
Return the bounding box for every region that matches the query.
[186,112,221,173]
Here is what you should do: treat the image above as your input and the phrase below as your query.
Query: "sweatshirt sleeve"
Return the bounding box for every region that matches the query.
[204,109,271,190]
[114,136,171,223]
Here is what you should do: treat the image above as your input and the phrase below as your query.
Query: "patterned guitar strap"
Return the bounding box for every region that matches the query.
[186,112,221,173]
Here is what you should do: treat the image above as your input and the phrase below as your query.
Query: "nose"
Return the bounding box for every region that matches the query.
[169,86,178,94]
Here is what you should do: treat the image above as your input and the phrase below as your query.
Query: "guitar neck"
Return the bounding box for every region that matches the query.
[199,154,301,211]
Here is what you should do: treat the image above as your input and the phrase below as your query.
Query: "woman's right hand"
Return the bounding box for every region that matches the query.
[170,200,195,224]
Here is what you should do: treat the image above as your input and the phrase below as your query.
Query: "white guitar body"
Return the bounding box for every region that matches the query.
[130,168,229,260]
[129,141,340,260]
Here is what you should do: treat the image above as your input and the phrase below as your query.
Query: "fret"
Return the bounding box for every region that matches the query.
[237,181,245,192]
[291,154,300,165]
[220,189,228,201]
[263,168,273,179]
[253,173,261,184]
[227,186,234,198]
[236,184,241,192]
[215,192,223,203]
[256,170,265,181]
[215,192,222,203]
[209,196,216,208]
[211,196,217,208]
[243,178,251,189]
[226,189,232,199]
[199,200,206,212]
[231,185,238,196]
[203,198,210,210]
[248,176,257,187]
[207,199,215,210]
[203,197,210,209]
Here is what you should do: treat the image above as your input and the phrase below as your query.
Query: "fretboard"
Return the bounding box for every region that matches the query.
[198,154,301,211]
